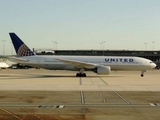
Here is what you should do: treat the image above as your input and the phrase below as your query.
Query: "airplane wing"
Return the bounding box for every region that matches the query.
[9,57,28,63]
[57,58,97,69]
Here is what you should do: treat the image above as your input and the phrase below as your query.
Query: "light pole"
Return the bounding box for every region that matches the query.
[152,41,155,51]
[52,41,58,50]
[102,41,106,50]
[55,41,58,50]
[52,41,55,50]
[99,41,106,55]
[144,43,147,50]
[10,42,13,55]
[99,41,106,50]
[99,42,103,50]
[1,40,6,56]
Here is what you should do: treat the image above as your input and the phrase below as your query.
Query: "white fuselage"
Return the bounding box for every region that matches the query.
[10,55,156,71]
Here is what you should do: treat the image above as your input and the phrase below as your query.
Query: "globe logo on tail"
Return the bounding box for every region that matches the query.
[17,44,34,56]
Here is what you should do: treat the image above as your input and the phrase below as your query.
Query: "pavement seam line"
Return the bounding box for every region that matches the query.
[80,91,85,104]
[0,107,20,120]
[22,107,43,120]
[114,91,130,104]
[98,76,108,85]
[79,77,82,85]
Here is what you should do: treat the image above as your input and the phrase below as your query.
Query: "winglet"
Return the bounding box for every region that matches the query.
[9,33,35,57]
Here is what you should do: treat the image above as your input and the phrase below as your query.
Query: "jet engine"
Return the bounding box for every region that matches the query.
[94,66,111,75]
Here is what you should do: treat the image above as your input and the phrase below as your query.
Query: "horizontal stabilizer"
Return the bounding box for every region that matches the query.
[9,57,28,63]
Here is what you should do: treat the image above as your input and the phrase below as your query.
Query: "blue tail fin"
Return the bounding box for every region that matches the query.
[9,33,35,57]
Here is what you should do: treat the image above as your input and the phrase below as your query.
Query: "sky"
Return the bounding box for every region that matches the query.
[0,0,160,55]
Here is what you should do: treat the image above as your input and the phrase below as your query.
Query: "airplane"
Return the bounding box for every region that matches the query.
[0,62,9,69]
[9,33,156,77]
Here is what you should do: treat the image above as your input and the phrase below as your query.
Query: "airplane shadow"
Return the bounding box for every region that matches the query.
[0,74,125,80]
[27,74,125,78]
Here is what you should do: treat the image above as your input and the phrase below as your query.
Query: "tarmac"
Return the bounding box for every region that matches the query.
[0,69,160,120]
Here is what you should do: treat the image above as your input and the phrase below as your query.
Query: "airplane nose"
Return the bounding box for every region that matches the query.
[151,63,156,69]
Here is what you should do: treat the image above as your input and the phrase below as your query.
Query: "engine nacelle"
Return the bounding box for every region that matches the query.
[94,66,111,75]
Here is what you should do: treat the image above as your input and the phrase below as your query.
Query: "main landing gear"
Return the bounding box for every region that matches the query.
[76,73,86,77]
[76,68,87,77]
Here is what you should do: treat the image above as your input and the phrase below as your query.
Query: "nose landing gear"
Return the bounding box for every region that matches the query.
[141,74,144,77]
[141,70,146,77]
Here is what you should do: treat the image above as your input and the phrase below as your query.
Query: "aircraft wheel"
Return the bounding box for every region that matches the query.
[82,73,86,77]
[76,73,79,77]
[141,74,144,77]
[76,73,86,77]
